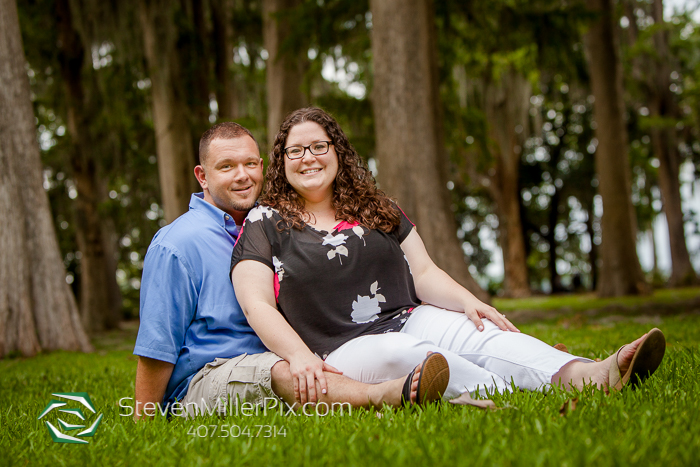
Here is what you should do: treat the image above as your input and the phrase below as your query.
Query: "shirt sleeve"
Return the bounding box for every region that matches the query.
[396,205,416,243]
[134,243,198,364]
[230,211,275,281]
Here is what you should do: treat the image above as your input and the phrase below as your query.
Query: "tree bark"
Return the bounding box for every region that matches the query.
[263,0,307,148]
[0,0,92,357]
[583,0,649,296]
[648,0,699,286]
[139,0,197,223]
[584,206,599,291]
[211,0,238,120]
[188,0,213,141]
[370,0,488,302]
[484,71,531,298]
[56,0,121,333]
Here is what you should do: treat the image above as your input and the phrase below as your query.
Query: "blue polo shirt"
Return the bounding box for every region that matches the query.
[134,193,267,404]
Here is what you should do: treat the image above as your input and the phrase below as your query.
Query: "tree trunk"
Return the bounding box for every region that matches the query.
[211,0,238,120]
[648,0,699,286]
[584,206,599,291]
[56,0,121,333]
[649,228,659,277]
[370,0,489,302]
[263,0,307,148]
[188,0,213,142]
[583,0,649,296]
[0,0,92,357]
[139,0,197,223]
[484,71,531,298]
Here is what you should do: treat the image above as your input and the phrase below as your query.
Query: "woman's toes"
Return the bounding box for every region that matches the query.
[411,366,421,404]
[617,334,646,374]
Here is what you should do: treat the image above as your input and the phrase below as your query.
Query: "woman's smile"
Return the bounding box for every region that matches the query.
[300,168,323,175]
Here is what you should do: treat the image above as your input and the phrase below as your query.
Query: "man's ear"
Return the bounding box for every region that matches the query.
[194,165,208,190]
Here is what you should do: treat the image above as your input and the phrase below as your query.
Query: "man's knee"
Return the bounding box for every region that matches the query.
[270,360,295,404]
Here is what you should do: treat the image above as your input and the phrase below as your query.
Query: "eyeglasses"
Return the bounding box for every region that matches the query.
[284,141,332,160]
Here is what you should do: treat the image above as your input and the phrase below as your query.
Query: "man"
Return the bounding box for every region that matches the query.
[133,122,432,419]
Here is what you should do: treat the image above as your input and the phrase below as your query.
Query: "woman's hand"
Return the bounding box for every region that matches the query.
[289,352,343,405]
[463,298,520,333]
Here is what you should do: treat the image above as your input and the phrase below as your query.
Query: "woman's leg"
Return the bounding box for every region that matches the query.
[324,332,511,399]
[401,305,592,391]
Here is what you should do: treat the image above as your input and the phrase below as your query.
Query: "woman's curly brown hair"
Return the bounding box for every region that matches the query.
[261,107,401,232]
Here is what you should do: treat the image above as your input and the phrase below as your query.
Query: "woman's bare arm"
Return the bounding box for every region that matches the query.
[400,228,519,332]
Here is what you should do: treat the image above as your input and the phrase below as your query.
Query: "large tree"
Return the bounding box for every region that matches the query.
[484,70,532,297]
[263,0,307,148]
[583,0,649,296]
[646,0,699,286]
[0,0,92,357]
[139,0,197,223]
[370,0,488,301]
[56,0,122,332]
[211,0,238,120]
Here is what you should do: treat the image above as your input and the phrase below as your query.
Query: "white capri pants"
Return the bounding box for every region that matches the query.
[324,305,590,398]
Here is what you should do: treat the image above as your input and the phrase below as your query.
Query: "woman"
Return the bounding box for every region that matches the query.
[230,107,665,404]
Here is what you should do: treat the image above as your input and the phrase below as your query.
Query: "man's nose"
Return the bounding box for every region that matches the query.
[232,165,250,181]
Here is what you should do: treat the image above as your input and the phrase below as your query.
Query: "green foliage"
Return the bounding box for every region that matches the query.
[2,310,700,466]
[14,0,700,322]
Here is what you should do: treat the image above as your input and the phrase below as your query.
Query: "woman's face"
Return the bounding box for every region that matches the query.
[283,121,339,205]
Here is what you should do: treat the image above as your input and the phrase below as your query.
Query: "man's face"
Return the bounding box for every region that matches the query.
[194,136,264,219]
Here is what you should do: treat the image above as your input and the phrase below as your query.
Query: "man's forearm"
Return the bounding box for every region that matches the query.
[134,356,175,420]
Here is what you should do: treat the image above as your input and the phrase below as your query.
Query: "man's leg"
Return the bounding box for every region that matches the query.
[182,352,426,417]
[271,360,422,410]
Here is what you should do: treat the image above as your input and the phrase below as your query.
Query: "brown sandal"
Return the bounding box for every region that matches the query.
[401,353,450,406]
[608,328,666,391]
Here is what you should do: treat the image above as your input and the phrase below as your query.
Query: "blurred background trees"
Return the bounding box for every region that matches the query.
[3,0,700,353]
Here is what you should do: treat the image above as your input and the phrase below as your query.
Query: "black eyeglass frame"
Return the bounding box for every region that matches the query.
[283,141,333,160]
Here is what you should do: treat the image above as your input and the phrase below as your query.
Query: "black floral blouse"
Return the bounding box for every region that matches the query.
[230,205,420,358]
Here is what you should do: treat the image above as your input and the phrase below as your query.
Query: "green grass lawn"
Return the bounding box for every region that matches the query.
[2,293,700,466]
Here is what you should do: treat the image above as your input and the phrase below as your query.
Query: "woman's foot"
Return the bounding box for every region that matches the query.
[402,352,450,405]
[553,329,666,392]
[372,352,449,408]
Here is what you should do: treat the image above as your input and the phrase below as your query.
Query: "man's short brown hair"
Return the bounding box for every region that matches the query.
[198,122,260,165]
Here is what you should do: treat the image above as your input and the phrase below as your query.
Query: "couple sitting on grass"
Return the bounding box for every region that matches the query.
[134,107,666,418]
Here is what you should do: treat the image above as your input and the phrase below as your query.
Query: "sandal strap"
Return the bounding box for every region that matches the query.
[608,346,624,391]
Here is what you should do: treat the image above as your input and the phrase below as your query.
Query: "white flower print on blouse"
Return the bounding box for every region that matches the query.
[404,255,413,275]
[245,206,274,223]
[272,256,285,282]
[351,281,386,323]
[272,256,284,301]
[335,220,367,246]
[322,231,349,264]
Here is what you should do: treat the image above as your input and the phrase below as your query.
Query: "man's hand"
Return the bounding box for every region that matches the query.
[134,356,174,421]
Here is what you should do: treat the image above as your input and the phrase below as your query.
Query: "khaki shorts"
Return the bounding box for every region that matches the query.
[180,352,283,418]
